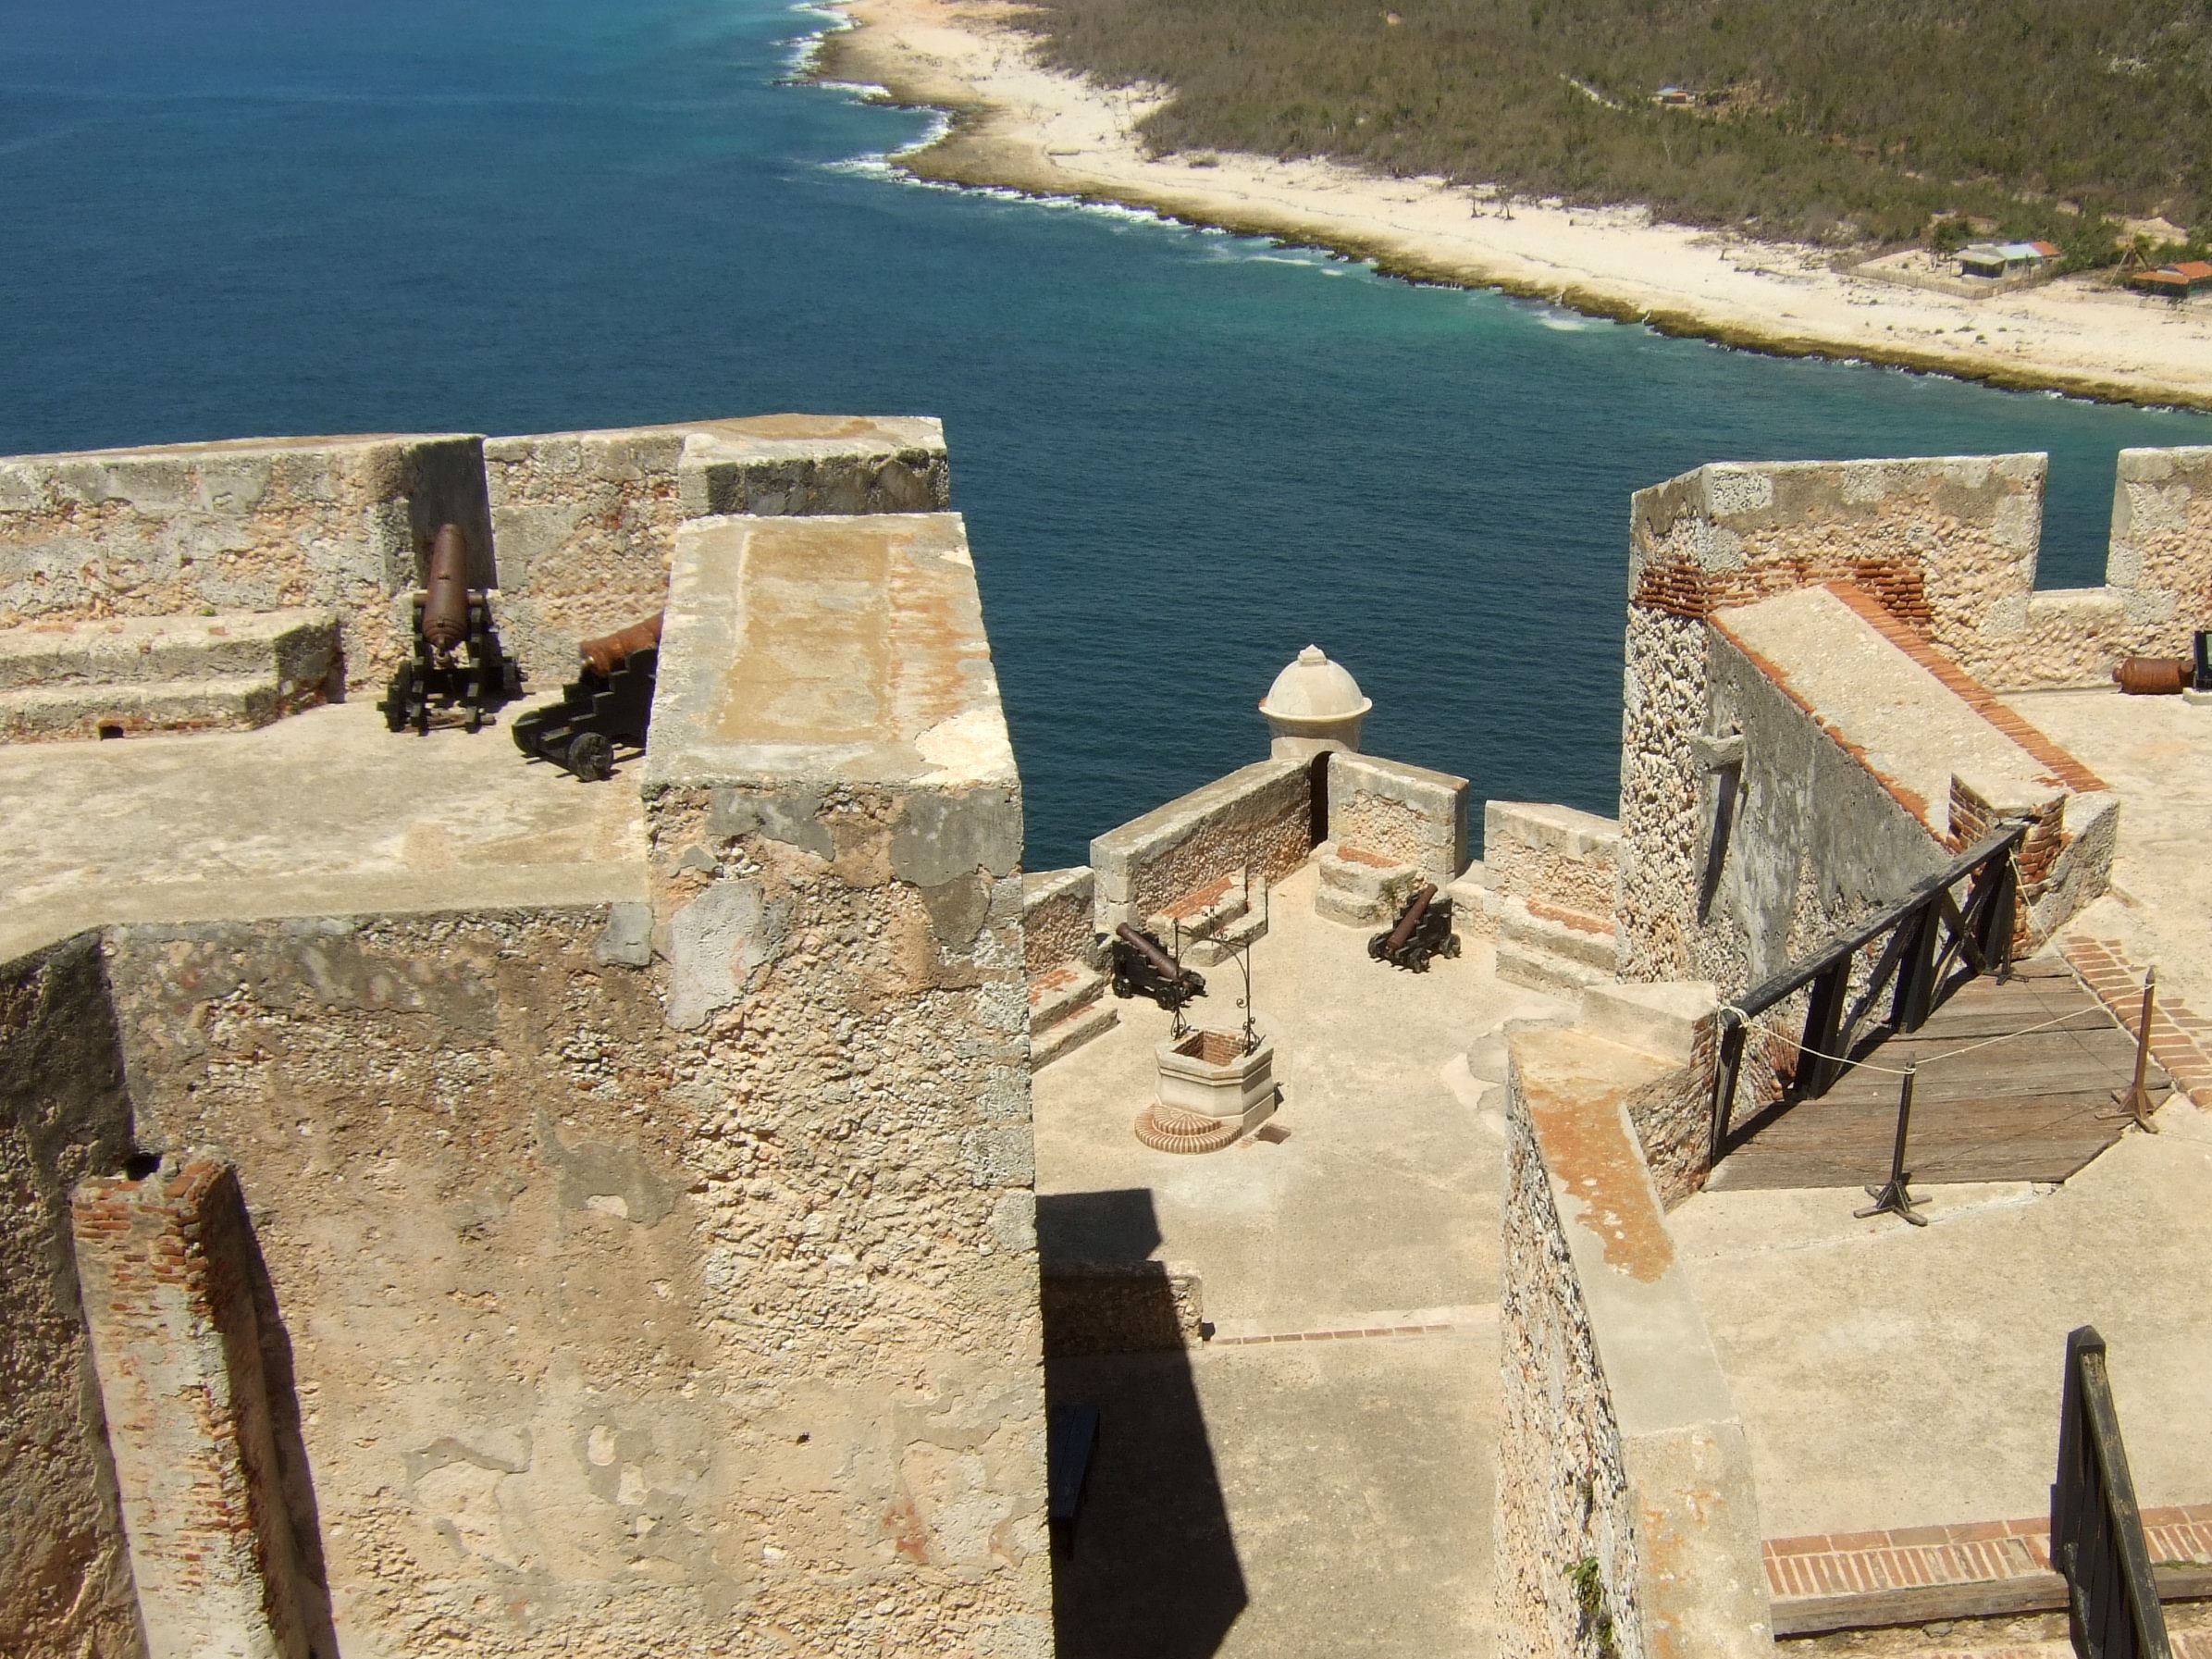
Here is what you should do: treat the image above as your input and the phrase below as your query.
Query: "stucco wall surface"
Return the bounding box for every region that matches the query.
[1692,625,1960,997]
[0,435,490,692]
[104,909,742,1659]
[0,935,144,1659]
[637,503,1049,1656]
[1090,759,1313,933]
[1327,752,1469,885]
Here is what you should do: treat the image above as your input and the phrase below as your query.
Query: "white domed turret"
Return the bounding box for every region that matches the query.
[1258,645,1371,760]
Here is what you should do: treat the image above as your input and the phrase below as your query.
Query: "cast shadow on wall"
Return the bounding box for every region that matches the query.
[1037,1187,1246,1659]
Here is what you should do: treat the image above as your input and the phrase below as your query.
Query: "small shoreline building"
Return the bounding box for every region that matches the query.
[2126,257,2212,300]
[1956,239,2058,279]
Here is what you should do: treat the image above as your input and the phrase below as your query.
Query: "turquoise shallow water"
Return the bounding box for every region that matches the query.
[4,0,2206,867]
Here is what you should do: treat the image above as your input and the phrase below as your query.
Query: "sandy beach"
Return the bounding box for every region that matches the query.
[822,0,2212,411]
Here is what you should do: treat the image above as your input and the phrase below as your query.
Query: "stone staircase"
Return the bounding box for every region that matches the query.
[0,610,340,742]
[1148,868,1269,966]
[1314,842,1422,928]
[1029,961,1118,1070]
[1491,894,1617,994]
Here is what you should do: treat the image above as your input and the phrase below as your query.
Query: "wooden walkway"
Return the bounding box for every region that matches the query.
[1710,957,2163,1193]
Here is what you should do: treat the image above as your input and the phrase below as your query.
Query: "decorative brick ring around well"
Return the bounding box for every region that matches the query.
[1132,1101,1242,1155]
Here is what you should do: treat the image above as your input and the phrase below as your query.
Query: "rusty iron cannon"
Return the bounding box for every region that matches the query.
[1368,883,1460,972]
[513,611,662,782]
[378,525,524,734]
[1108,922,1206,1011]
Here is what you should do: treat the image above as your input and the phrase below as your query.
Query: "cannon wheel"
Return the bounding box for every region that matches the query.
[566,732,614,782]
[381,664,415,733]
[1443,935,1463,959]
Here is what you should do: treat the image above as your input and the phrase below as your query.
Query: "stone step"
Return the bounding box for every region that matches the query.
[1031,999,1118,1070]
[0,675,290,744]
[1316,843,1421,928]
[1147,870,1249,949]
[0,610,338,693]
[1496,894,1616,972]
[1318,841,1416,897]
[1494,938,1611,997]
[1186,905,1268,966]
[1030,961,1107,1036]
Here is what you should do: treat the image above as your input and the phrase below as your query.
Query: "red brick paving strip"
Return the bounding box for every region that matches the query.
[1763,1504,2212,1604]
[2061,937,2212,1108]
[1208,1321,1455,1346]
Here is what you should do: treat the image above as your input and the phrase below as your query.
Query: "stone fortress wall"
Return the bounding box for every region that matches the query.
[6,414,2212,1659]
[0,416,1048,1659]
[1613,450,2207,991]
[0,417,949,729]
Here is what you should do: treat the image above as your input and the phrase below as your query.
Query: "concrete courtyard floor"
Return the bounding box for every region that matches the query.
[1665,684,2212,1543]
[0,698,646,960]
[1674,1100,2212,1538]
[2008,685,2212,1010]
[1032,860,1566,1657]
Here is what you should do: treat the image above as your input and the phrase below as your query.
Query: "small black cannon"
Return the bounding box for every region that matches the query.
[1368,883,1460,972]
[513,612,662,782]
[1108,922,1206,1011]
[378,525,524,734]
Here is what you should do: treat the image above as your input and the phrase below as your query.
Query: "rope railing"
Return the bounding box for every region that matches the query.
[1707,819,2031,1164]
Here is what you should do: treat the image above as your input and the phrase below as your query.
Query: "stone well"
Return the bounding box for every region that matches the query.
[1135,1028,1278,1153]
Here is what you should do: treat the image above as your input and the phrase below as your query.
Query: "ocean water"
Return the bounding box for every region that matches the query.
[4,0,2206,868]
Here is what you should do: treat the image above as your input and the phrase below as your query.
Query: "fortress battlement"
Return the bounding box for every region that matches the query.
[6,417,2212,1659]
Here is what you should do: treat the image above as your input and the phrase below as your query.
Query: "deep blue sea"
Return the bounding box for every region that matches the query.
[5,0,2206,867]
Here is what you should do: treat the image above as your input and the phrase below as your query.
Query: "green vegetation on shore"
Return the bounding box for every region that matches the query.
[1011,0,2212,250]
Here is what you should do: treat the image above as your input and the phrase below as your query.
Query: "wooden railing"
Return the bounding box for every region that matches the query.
[1708,819,2028,1162]
[2053,1326,2172,1659]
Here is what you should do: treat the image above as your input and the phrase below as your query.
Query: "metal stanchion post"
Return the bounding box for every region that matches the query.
[2105,964,2163,1134]
[1856,1063,1929,1226]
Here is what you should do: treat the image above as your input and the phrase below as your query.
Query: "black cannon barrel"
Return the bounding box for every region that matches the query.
[421,524,473,650]
[1382,884,1437,955]
[1114,922,1180,979]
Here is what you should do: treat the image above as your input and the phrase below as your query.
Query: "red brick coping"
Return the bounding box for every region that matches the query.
[2063,936,2212,1108]
[1765,1504,2212,1637]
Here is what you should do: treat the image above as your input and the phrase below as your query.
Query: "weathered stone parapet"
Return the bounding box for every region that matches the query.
[1485,800,1621,921]
[1327,751,1469,885]
[1576,980,1724,1207]
[1089,759,1313,934]
[0,433,490,691]
[0,935,143,1659]
[639,509,1050,1653]
[2102,444,2212,662]
[1499,1026,1772,1659]
[484,415,949,681]
[1023,865,1096,976]
[71,1156,325,1659]
[673,415,949,519]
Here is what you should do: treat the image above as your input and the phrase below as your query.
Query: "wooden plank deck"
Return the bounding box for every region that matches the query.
[1709,957,2164,1193]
